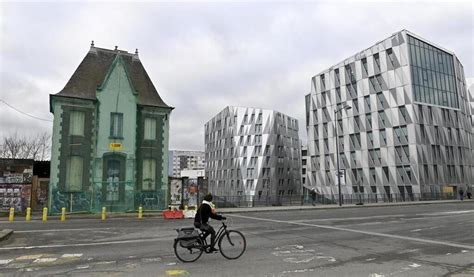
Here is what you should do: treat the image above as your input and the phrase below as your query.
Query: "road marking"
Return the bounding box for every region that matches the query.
[0,259,13,265]
[34,258,57,263]
[16,254,43,260]
[166,269,189,276]
[292,214,406,223]
[0,237,171,251]
[61,254,83,258]
[15,228,113,233]
[417,210,474,216]
[232,214,474,250]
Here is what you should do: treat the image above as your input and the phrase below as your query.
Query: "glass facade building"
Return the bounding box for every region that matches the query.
[409,35,458,108]
[305,30,472,201]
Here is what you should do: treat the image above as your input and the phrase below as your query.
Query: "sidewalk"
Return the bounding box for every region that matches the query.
[1,199,471,222]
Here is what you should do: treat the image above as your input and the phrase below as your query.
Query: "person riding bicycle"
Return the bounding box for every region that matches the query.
[194,193,226,252]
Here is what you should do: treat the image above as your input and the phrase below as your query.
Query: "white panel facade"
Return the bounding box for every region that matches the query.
[305,30,473,201]
[205,106,301,205]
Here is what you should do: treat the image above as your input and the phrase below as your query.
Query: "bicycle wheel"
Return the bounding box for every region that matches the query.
[218,230,246,260]
[174,238,203,263]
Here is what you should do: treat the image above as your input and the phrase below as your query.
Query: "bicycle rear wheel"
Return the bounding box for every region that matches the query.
[218,230,246,260]
[174,238,203,263]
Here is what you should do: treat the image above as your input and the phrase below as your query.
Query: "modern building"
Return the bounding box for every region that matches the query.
[180,168,205,179]
[205,106,301,205]
[168,150,205,177]
[301,145,308,187]
[305,30,472,201]
[49,43,173,213]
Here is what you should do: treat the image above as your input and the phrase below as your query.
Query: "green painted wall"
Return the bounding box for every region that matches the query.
[49,54,172,213]
[48,102,63,210]
[94,56,137,184]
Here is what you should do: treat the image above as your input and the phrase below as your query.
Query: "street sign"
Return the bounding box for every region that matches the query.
[109,143,123,151]
[335,170,346,185]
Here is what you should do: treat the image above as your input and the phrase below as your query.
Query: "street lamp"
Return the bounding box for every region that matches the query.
[334,104,351,206]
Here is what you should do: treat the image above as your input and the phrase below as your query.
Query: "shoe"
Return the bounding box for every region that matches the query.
[208,247,218,253]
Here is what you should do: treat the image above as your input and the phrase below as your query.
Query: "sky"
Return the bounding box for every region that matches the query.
[1,1,473,151]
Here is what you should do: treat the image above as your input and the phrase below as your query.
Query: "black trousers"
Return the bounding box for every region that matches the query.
[194,222,216,246]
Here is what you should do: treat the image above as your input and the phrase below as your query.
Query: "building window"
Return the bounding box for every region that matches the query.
[110,112,123,138]
[386,48,396,68]
[66,156,83,191]
[69,111,85,136]
[408,34,458,108]
[335,69,340,86]
[144,118,156,140]
[142,159,156,191]
[362,58,368,75]
[373,53,380,71]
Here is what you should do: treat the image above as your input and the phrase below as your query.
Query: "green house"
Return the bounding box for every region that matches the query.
[49,43,173,214]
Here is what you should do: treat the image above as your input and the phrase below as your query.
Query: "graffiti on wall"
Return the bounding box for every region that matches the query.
[183,178,199,208]
[169,178,182,207]
[51,187,91,214]
[36,180,49,208]
[0,184,32,211]
[0,170,33,184]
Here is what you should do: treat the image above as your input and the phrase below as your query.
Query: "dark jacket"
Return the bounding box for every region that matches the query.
[194,202,222,225]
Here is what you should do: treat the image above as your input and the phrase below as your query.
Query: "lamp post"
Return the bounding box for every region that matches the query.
[335,104,351,206]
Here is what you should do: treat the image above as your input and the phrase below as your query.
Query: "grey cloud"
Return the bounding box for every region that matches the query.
[1,2,472,151]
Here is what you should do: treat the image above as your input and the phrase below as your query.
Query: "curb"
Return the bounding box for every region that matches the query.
[0,229,13,241]
[0,200,471,222]
[219,199,472,214]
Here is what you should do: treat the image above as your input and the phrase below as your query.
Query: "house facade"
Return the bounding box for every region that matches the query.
[49,43,172,213]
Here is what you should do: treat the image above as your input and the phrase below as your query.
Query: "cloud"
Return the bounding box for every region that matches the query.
[1,1,472,150]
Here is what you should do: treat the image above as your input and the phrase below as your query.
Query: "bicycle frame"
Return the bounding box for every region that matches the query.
[196,221,229,250]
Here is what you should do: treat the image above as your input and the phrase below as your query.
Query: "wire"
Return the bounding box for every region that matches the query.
[0,99,53,122]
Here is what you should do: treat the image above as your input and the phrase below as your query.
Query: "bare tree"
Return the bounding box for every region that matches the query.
[0,132,51,160]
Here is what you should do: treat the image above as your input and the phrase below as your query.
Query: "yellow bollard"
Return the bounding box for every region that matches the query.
[26,207,31,221]
[61,207,66,221]
[8,207,14,222]
[101,207,106,221]
[138,206,143,219]
[42,207,48,222]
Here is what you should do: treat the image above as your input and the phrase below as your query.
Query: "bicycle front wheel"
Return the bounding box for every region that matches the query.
[218,230,246,260]
[173,238,203,263]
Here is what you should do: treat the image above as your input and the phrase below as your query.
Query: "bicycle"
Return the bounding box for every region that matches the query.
[174,219,246,262]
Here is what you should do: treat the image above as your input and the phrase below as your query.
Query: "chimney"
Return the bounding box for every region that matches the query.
[89,40,97,54]
[133,48,140,61]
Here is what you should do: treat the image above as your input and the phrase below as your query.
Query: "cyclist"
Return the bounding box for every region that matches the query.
[194,193,226,252]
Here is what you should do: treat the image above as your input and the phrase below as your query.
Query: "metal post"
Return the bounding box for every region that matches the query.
[335,118,341,206]
[335,104,351,207]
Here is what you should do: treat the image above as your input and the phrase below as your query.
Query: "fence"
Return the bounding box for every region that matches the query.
[50,181,166,214]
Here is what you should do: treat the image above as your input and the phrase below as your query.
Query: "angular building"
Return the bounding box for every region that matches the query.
[305,30,472,201]
[49,43,173,213]
[205,106,301,206]
[168,150,205,177]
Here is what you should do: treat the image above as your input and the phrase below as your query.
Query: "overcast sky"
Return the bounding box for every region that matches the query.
[1,1,473,151]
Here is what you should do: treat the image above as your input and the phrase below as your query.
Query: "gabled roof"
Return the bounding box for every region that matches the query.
[52,45,172,109]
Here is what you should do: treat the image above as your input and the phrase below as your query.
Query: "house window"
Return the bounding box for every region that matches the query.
[110,112,123,138]
[69,111,85,136]
[66,156,83,191]
[144,118,156,140]
[142,159,156,191]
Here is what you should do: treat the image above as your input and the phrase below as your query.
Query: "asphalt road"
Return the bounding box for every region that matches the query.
[0,202,473,277]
